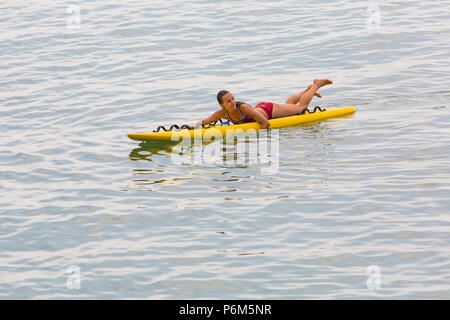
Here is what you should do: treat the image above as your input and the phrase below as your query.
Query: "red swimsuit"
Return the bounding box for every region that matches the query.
[253,102,274,120]
[225,102,274,124]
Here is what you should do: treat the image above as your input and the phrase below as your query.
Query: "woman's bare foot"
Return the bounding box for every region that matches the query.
[313,78,333,88]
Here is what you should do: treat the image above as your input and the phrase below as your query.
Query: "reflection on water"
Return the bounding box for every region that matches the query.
[129,129,282,173]
[132,170,195,187]
[128,140,178,161]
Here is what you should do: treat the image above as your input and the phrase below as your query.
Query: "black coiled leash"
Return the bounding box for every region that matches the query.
[299,106,326,114]
[153,124,193,132]
[152,118,231,133]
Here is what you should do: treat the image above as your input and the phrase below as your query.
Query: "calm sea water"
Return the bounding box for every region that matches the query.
[1,0,449,299]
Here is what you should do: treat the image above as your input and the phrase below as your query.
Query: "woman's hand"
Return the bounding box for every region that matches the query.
[239,103,271,129]
[260,122,270,129]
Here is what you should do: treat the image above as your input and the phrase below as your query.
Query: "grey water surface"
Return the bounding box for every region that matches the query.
[0,0,449,299]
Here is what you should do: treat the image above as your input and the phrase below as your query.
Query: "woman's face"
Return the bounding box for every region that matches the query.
[221,92,236,110]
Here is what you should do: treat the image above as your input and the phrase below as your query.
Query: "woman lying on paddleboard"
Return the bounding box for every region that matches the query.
[195,79,332,129]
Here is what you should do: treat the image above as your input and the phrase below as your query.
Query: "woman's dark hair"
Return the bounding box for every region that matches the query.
[217,90,246,107]
[217,90,230,104]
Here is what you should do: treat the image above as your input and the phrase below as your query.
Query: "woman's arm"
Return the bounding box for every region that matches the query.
[194,109,226,126]
[239,104,271,129]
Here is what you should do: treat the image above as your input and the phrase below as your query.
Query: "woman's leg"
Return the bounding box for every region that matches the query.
[298,79,331,108]
[285,85,311,104]
[285,85,322,104]
[273,79,332,118]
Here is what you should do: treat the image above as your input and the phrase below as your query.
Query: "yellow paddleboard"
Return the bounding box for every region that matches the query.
[127,107,356,142]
